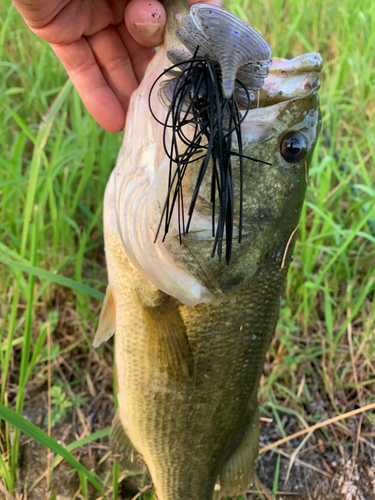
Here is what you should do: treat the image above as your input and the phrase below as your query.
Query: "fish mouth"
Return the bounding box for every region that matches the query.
[256,53,322,107]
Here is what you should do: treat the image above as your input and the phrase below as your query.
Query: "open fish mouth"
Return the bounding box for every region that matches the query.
[257,53,322,107]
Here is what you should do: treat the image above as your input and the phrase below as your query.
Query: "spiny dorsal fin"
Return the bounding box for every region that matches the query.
[93,286,116,347]
[110,413,146,473]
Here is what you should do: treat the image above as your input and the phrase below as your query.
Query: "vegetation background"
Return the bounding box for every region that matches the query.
[0,0,374,498]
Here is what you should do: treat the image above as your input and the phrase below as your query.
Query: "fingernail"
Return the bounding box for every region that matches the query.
[134,22,161,37]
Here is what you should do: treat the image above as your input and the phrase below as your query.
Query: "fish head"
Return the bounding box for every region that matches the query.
[152,53,322,297]
[113,9,322,306]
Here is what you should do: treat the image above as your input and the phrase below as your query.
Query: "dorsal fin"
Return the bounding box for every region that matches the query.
[93,286,116,347]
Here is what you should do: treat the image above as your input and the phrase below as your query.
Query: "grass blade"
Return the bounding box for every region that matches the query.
[0,404,107,499]
[0,257,105,299]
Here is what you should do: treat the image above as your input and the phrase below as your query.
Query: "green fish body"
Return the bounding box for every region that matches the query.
[94,3,322,498]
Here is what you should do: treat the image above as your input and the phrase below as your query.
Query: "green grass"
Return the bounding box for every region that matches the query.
[1,0,375,498]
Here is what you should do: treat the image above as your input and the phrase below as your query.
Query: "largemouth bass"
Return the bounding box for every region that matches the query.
[94,1,322,498]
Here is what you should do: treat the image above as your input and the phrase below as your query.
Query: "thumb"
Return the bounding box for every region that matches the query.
[125,0,166,48]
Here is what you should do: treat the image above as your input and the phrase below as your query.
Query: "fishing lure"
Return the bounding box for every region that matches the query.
[149,4,273,264]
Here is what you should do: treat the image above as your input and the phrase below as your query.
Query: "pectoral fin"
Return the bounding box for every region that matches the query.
[93,286,116,347]
[110,413,146,473]
[220,409,260,498]
[138,293,193,381]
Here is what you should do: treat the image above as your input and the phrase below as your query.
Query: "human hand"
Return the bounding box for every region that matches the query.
[12,0,221,132]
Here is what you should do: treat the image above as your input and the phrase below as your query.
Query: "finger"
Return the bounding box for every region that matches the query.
[125,0,166,48]
[87,26,138,113]
[115,22,155,84]
[51,38,126,132]
[11,0,65,28]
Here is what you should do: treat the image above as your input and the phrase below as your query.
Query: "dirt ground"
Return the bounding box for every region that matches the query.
[18,397,375,500]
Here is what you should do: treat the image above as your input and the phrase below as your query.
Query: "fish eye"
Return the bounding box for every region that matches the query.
[281,133,307,163]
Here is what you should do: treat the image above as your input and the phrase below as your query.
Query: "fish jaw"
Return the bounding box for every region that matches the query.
[258,53,323,106]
